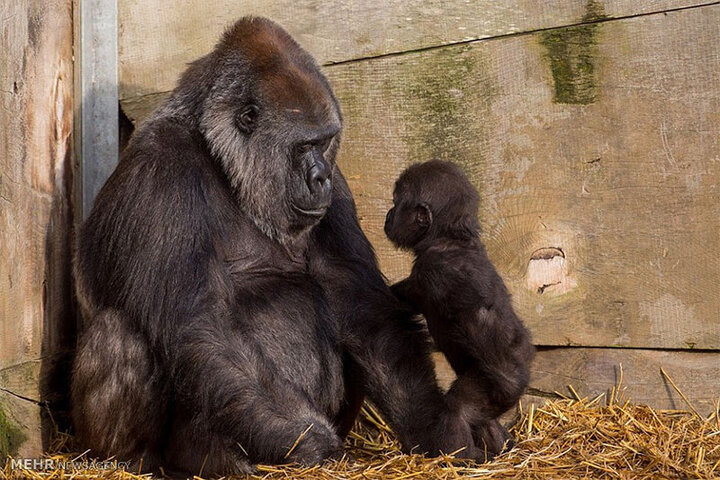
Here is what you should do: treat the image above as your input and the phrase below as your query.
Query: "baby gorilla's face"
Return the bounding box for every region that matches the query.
[384,183,433,249]
[385,160,482,250]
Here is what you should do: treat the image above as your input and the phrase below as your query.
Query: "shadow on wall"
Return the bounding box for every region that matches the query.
[119,105,135,152]
[38,92,133,449]
[38,95,77,448]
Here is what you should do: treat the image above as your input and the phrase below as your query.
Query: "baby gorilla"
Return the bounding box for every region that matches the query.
[384,160,535,458]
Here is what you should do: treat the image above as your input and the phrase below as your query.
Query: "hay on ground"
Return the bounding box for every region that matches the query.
[3,378,719,479]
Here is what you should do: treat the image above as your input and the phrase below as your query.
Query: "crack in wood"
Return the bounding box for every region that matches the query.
[525,387,566,399]
[0,357,44,374]
[537,281,562,294]
[118,1,720,106]
[0,386,44,406]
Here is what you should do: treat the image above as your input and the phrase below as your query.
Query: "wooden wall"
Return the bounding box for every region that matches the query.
[0,0,75,459]
[118,0,720,414]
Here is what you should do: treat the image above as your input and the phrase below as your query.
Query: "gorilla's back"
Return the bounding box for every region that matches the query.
[75,117,223,329]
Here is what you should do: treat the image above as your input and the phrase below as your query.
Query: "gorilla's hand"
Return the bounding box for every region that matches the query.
[428,407,484,460]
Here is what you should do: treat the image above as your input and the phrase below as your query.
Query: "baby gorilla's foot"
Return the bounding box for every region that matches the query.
[473,419,514,461]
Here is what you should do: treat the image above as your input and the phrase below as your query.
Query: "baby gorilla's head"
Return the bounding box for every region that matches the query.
[384,160,480,250]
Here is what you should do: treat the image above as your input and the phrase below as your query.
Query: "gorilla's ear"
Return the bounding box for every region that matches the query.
[235,104,260,134]
[415,203,432,229]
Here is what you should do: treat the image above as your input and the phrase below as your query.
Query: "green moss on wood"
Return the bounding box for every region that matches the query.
[402,45,493,166]
[582,0,608,23]
[0,402,27,459]
[540,0,605,105]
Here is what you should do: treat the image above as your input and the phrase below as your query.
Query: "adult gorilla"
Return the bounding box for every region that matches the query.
[72,17,480,476]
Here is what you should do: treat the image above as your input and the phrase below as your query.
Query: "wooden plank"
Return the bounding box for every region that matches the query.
[326,5,720,349]
[117,0,711,123]
[433,349,720,417]
[118,6,720,349]
[0,0,74,458]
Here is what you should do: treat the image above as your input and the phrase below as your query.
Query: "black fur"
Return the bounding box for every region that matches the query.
[72,18,483,477]
[385,160,536,458]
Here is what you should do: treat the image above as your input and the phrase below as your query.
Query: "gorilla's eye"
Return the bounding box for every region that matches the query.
[297,136,333,155]
[236,104,260,134]
[297,143,314,154]
[318,136,333,153]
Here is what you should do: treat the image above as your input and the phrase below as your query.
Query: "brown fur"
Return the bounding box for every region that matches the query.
[221,18,334,123]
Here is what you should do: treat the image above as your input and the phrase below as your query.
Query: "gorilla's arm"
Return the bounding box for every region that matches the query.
[309,170,477,457]
[170,320,343,465]
[390,278,422,314]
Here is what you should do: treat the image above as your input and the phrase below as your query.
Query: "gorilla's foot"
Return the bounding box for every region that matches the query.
[473,418,514,461]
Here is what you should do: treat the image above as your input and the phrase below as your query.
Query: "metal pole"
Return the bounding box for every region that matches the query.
[75,0,118,220]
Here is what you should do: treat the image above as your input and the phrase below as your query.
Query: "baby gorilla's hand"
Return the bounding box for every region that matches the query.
[438,413,512,462]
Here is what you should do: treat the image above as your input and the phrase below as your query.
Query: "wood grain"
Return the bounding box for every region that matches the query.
[433,349,720,417]
[326,5,720,349]
[0,0,74,457]
[117,0,711,122]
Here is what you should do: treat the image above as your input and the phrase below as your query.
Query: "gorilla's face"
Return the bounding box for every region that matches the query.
[281,118,341,228]
[198,22,342,244]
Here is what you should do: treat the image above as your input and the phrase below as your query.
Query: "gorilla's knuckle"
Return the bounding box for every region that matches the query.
[287,424,342,465]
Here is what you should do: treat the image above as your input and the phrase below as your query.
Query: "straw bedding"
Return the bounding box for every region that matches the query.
[3,376,719,479]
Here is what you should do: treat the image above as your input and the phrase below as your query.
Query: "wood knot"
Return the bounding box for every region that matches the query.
[530,247,565,261]
[526,247,575,295]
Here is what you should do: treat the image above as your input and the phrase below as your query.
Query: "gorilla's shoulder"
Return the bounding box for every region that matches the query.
[111,117,223,194]
[123,117,208,168]
[91,117,224,231]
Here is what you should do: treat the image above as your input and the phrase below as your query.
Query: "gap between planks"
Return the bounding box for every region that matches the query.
[322,0,720,67]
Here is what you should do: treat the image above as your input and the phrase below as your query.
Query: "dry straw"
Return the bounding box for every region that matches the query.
[3,373,719,479]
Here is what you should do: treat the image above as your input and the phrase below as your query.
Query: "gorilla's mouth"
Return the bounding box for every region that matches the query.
[291,203,327,218]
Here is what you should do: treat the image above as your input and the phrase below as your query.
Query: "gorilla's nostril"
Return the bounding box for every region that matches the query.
[307,163,331,195]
